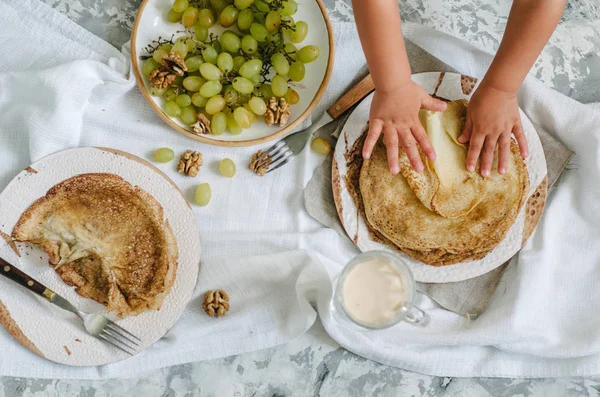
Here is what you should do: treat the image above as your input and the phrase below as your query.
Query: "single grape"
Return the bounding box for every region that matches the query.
[186,38,197,51]
[172,0,189,13]
[164,87,179,102]
[284,88,300,104]
[217,52,234,73]
[205,95,226,114]
[251,73,261,87]
[181,105,198,125]
[194,24,209,41]
[265,11,281,32]
[223,85,240,104]
[167,9,183,23]
[183,76,206,91]
[211,112,227,135]
[219,158,237,177]
[233,106,253,128]
[150,87,166,96]
[192,92,209,107]
[254,11,266,24]
[176,94,192,107]
[233,55,246,71]
[288,61,305,81]
[291,20,308,43]
[152,49,166,63]
[194,183,212,206]
[153,148,175,163]
[271,74,289,97]
[271,53,290,75]
[158,43,173,52]
[254,0,270,12]
[197,8,215,27]
[219,31,241,53]
[282,28,293,42]
[241,35,258,54]
[280,0,297,16]
[199,80,223,97]
[185,55,203,72]
[199,63,222,80]
[210,0,227,14]
[239,58,262,79]
[234,0,254,10]
[226,113,243,134]
[213,41,223,53]
[164,101,181,117]
[237,9,254,30]
[182,6,199,27]
[142,58,160,76]
[238,94,251,105]
[250,23,268,42]
[311,137,331,155]
[232,77,255,94]
[172,41,188,58]
[283,42,297,60]
[260,84,274,99]
[297,45,320,63]
[202,46,219,64]
[243,104,257,123]
[248,96,267,115]
[219,5,239,27]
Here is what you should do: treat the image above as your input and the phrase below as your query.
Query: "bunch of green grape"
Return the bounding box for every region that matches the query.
[141,0,321,135]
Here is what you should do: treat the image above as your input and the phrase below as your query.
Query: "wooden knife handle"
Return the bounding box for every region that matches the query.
[0,257,54,301]
[326,73,375,119]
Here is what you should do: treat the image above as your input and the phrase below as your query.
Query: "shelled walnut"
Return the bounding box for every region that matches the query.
[148,68,176,89]
[177,150,202,177]
[191,113,211,135]
[160,52,187,76]
[249,150,272,176]
[202,289,230,317]
[264,98,291,127]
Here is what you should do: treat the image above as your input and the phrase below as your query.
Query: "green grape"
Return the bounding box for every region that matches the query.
[164,87,179,101]
[241,35,258,54]
[291,20,308,43]
[199,63,222,80]
[248,96,267,115]
[197,8,215,27]
[150,87,166,96]
[243,104,257,123]
[297,45,320,63]
[172,0,189,13]
[265,11,281,32]
[237,9,254,30]
[251,74,261,87]
[158,43,173,52]
[142,58,159,76]
[234,0,253,9]
[219,5,239,27]
[167,9,183,23]
[194,183,212,206]
[219,31,241,53]
[205,95,226,114]
[210,0,227,14]
[186,37,197,51]
[192,92,209,107]
[232,77,255,94]
[219,158,237,177]
[239,58,262,78]
[233,106,253,128]
[280,0,297,16]
[213,41,223,53]
[153,148,175,163]
[281,15,294,27]
[284,88,300,104]
[211,112,227,135]
[282,28,293,42]
[183,76,206,91]
[226,113,243,134]
[311,137,331,155]
[199,80,223,97]
[176,94,192,107]
[233,55,246,71]
[238,94,251,105]
[250,23,268,42]
[152,49,166,63]
[260,84,274,99]
[271,74,288,97]
[185,55,203,72]
[172,41,188,58]
[283,42,297,60]
[223,85,240,104]
[254,12,266,24]
[182,6,199,27]
[288,61,305,81]
[195,24,209,41]
[202,46,218,64]
[181,105,198,125]
[164,101,181,117]
[217,52,234,73]
[271,53,289,75]
[254,0,270,12]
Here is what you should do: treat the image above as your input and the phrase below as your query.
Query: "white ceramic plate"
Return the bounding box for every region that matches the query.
[333,72,547,283]
[131,0,334,147]
[0,148,200,366]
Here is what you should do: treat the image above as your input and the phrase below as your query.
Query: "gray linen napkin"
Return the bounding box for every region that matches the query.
[304,40,574,317]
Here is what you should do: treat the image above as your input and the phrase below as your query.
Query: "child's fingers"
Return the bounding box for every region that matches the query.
[411,122,436,161]
[458,117,473,144]
[512,121,529,159]
[363,119,383,159]
[466,132,485,172]
[383,125,400,174]
[480,134,499,177]
[399,130,424,173]
[497,133,511,175]
[421,93,447,112]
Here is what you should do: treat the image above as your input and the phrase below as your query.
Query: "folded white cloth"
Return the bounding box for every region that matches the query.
[2,0,600,380]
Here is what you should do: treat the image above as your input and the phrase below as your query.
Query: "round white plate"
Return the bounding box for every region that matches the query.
[333,72,547,283]
[0,148,201,366]
[131,0,334,146]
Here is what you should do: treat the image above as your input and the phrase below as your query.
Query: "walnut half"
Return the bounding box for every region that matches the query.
[191,113,211,135]
[249,149,272,176]
[177,150,203,177]
[202,289,230,317]
[160,52,188,76]
[149,68,176,89]
[264,98,291,127]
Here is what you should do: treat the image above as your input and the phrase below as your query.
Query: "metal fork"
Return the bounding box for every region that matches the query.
[0,256,141,355]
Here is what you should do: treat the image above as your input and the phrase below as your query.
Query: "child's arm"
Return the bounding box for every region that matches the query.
[353,0,447,174]
[459,0,566,176]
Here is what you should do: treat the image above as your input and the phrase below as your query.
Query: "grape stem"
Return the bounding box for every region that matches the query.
[140,34,176,60]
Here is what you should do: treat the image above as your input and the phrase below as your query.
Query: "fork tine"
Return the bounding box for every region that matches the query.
[266,157,291,174]
[98,333,134,356]
[266,150,294,174]
[267,148,293,165]
[104,325,140,347]
[256,144,288,169]
[106,319,141,342]
[100,329,137,352]
[256,141,285,164]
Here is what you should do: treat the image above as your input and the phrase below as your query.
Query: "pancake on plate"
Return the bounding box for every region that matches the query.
[12,173,178,317]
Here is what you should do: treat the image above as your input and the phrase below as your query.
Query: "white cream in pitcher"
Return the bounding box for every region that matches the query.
[341,257,407,327]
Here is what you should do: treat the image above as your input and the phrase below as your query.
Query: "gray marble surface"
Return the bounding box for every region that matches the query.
[2,0,600,396]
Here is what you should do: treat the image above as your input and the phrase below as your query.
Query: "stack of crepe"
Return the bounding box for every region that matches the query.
[348,100,529,266]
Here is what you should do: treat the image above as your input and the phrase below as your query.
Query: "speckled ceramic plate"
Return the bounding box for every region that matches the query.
[332,72,548,283]
[0,148,200,366]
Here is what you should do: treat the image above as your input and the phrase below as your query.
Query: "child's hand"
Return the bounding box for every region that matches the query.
[362,81,447,174]
[458,84,529,176]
